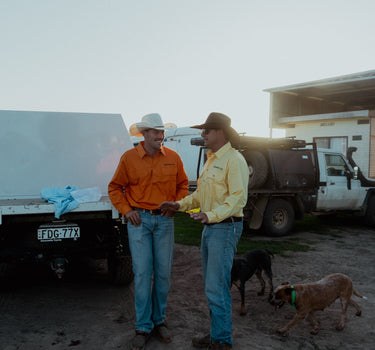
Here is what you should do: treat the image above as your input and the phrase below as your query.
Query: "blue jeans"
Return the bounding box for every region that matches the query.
[127,212,174,333]
[201,221,243,345]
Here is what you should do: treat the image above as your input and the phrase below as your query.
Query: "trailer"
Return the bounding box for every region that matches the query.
[0,110,134,284]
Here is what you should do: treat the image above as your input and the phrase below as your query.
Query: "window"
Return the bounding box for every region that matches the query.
[325,154,349,176]
[314,136,348,155]
[357,119,369,125]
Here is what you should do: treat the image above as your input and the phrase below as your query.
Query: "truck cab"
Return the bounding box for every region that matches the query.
[316,149,367,210]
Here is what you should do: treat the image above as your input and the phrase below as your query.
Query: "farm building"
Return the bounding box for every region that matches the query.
[265,70,375,178]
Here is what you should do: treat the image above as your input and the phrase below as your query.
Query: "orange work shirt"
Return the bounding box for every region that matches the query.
[108,142,189,215]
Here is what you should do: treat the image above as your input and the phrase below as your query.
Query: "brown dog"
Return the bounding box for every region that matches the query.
[272,273,366,335]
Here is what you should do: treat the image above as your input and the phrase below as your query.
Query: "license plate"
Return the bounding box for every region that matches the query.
[37,224,80,242]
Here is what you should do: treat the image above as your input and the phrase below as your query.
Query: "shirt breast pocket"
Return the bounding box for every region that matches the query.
[162,165,177,177]
[205,168,225,184]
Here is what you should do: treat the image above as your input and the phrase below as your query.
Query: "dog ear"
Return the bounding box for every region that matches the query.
[281,281,289,285]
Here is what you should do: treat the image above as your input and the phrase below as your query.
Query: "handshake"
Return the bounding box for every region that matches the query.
[159,201,180,217]
[159,201,209,224]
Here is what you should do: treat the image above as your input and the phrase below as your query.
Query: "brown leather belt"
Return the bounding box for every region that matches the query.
[134,207,162,215]
[205,216,243,225]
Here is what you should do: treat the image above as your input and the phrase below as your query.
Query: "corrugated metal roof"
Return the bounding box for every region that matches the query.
[264,70,375,110]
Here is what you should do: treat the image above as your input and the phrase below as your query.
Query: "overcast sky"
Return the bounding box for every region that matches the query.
[1,0,374,137]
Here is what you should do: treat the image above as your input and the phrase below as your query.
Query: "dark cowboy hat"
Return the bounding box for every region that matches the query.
[191,112,240,142]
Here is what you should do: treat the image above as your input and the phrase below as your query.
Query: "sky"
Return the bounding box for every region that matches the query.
[1,0,375,137]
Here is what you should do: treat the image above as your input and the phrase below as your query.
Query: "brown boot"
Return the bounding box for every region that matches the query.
[130,331,151,350]
[154,323,171,343]
[191,333,211,348]
[208,342,233,349]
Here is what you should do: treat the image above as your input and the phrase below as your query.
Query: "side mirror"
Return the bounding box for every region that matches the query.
[353,166,359,180]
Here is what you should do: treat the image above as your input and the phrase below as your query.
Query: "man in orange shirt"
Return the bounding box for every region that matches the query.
[108,113,189,350]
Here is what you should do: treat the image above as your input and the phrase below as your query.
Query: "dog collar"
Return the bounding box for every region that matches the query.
[290,285,296,308]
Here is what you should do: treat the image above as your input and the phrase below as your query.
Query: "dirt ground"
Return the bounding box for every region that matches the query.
[0,219,374,350]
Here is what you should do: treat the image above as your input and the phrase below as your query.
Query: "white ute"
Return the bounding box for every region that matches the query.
[0,110,134,284]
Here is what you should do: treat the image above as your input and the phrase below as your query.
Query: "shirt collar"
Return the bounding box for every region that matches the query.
[207,141,231,159]
[136,141,166,158]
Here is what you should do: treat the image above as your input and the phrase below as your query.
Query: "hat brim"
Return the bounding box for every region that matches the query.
[191,123,239,141]
[191,122,211,129]
[129,124,143,137]
[129,123,166,137]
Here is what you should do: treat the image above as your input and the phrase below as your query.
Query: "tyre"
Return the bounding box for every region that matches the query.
[107,255,133,286]
[365,196,375,226]
[0,262,14,279]
[243,150,269,189]
[107,223,134,286]
[262,198,295,236]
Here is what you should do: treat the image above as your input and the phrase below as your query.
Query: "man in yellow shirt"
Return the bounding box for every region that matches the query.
[108,113,189,350]
[160,112,249,349]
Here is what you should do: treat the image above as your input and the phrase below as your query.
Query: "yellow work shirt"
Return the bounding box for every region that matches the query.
[177,142,249,223]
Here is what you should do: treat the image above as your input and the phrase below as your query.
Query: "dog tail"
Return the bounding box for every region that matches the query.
[353,289,367,300]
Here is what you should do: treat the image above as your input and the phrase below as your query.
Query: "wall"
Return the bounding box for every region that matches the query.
[285,119,371,177]
[370,118,375,178]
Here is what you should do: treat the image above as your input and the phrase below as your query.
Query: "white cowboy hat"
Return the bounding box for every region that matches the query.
[129,113,166,137]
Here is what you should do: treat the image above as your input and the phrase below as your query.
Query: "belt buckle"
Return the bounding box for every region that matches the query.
[149,209,161,215]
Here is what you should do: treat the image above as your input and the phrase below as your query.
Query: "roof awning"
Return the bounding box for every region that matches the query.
[264,70,375,110]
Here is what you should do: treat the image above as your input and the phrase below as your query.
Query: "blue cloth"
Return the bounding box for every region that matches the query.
[201,221,243,345]
[40,185,80,219]
[127,211,174,333]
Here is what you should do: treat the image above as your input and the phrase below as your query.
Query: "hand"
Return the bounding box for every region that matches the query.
[159,201,180,217]
[125,210,141,227]
[190,212,209,224]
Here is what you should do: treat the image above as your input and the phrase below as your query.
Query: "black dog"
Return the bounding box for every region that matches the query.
[231,249,274,315]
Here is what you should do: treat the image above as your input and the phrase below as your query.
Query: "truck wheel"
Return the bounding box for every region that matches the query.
[263,199,295,236]
[243,150,268,189]
[108,223,134,286]
[108,255,134,286]
[365,196,375,226]
[0,262,13,280]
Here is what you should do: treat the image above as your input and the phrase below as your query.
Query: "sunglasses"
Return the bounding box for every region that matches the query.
[203,129,217,135]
